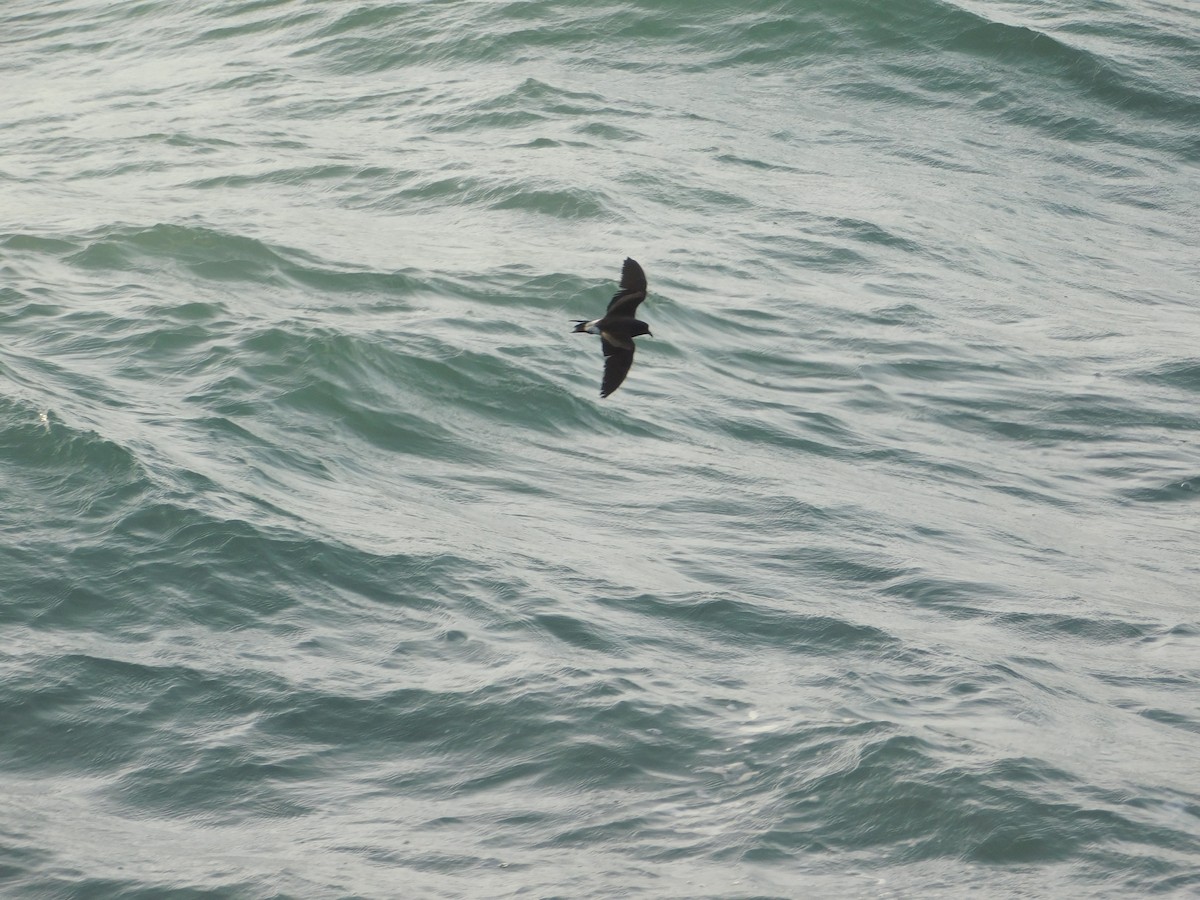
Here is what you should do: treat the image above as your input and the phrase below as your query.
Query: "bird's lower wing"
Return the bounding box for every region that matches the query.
[600,335,635,398]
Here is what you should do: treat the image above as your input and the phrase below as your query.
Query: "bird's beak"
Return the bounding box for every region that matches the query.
[648,330,654,337]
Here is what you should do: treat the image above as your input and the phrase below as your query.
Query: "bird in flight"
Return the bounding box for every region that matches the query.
[571,257,652,398]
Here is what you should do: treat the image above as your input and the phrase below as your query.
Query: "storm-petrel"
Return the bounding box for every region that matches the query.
[571,257,652,398]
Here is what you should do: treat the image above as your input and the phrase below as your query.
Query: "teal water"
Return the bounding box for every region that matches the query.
[2,1,1198,897]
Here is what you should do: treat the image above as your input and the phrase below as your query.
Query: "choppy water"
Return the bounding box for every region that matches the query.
[3,1,1199,897]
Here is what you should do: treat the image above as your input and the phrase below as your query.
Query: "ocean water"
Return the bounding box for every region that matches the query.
[2,0,1198,896]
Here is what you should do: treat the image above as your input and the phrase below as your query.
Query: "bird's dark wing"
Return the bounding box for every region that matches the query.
[599,334,636,398]
[606,257,648,318]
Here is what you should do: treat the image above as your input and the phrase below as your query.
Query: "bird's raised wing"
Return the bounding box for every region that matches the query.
[600,333,636,398]
[605,257,648,318]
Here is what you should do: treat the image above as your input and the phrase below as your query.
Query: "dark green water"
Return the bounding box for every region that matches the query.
[2,1,1198,897]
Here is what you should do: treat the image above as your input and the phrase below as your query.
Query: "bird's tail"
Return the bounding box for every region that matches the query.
[570,320,589,333]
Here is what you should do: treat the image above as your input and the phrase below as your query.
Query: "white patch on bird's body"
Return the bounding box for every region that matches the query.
[583,319,602,334]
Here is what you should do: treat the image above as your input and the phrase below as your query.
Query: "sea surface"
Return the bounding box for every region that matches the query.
[2,1,1199,897]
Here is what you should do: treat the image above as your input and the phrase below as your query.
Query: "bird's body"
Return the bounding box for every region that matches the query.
[571,257,652,398]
